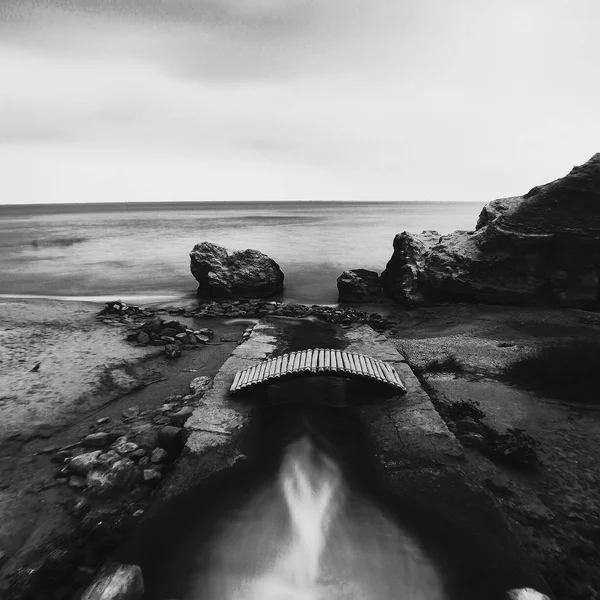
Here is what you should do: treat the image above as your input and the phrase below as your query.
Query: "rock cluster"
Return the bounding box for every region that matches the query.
[5,377,212,600]
[382,154,600,309]
[99,300,398,332]
[190,241,284,298]
[98,301,214,357]
[336,269,383,302]
[193,299,397,329]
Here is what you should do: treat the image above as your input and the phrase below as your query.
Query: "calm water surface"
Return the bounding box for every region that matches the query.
[0,202,480,305]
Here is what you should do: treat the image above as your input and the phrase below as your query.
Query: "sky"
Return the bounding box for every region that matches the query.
[0,0,599,204]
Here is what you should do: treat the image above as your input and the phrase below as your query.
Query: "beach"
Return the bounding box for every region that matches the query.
[0,296,599,599]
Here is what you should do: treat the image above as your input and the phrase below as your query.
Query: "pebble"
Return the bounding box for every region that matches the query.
[69,476,87,489]
[143,468,162,482]
[122,406,141,420]
[70,451,102,475]
[151,448,168,464]
[113,441,139,455]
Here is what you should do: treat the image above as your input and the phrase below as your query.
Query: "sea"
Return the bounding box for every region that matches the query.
[0,202,480,306]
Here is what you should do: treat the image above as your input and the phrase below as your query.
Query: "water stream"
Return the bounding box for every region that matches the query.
[196,436,446,600]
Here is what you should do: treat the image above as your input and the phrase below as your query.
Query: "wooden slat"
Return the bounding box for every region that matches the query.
[341,351,351,372]
[274,356,283,378]
[257,360,268,383]
[364,356,376,378]
[230,348,405,393]
[248,365,260,385]
[310,349,319,372]
[239,368,251,388]
[347,353,358,374]
[372,359,386,382]
[358,354,368,375]
[231,369,243,392]
[318,349,325,372]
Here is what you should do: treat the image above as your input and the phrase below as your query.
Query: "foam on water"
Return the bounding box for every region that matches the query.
[199,437,446,600]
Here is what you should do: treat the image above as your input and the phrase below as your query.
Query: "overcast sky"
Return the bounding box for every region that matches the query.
[0,0,599,204]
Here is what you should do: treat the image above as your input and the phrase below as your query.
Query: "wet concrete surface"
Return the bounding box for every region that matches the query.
[115,317,552,600]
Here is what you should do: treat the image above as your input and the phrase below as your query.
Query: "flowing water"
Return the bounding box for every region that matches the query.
[198,436,446,600]
[0,201,479,304]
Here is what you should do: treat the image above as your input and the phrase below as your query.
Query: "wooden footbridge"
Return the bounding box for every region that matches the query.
[230,348,406,394]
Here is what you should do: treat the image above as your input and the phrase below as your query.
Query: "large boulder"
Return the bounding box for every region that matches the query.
[382,154,600,309]
[337,269,383,302]
[190,242,284,298]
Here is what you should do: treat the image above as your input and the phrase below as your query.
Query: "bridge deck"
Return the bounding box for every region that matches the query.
[230,348,406,394]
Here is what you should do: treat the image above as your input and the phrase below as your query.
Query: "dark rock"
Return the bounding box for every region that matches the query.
[170,406,194,427]
[143,469,162,483]
[158,425,183,450]
[337,269,383,302]
[382,154,600,309]
[70,451,102,476]
[136,332,150,345]
[164,344,182,359]
[150,448,168,464]
[190,241,284,298]
[129,423,159,449]
[82,432,110,448]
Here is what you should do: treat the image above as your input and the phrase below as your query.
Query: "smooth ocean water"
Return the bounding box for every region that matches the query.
[0,201,480,305]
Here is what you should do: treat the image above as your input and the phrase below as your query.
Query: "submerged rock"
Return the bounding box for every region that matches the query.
[382,154,600,309]
[337,269,383,302]
[190,241,284,298]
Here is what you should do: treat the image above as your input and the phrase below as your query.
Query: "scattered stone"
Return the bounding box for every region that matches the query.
[71,496,91,518]
[153,415,170,425]
[86,470,119,497]
[189,376,212,396]
[70,451,102,476]
[122,407,141,420]
[337,269,383,302]
[51,449,72,464]
[158,426,183,449]
[137,332,150,345]
[164,344,182,359]
[143,469,162,482]
[82,432,110,448]
[138,457,149,467]
[150,448,168,464]
[197,328,214,339]
[97,417,111,425]
[129,423,159,449]
[170,406,194,427]
[81,563,144,600]
[69,476,87,489]
[457,432,486,449]
[113,441,139,455]
[129,448,146,460]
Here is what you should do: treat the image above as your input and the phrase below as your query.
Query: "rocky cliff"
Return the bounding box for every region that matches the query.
[382,154,600,309]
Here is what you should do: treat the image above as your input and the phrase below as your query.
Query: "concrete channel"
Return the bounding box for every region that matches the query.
[103,316,552,600]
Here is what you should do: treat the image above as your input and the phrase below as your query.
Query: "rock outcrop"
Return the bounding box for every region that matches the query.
[190,242,284,299]
[337,269,383,302]
[382,154,600,309]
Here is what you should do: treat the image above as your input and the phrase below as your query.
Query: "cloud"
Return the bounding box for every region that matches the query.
[0,0,600,204]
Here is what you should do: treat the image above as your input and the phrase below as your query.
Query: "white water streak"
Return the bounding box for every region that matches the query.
[199,437,446,600]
